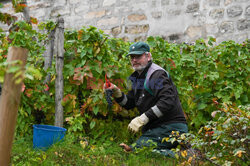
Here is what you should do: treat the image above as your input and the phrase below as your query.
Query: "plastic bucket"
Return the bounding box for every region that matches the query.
[33,124,67,150]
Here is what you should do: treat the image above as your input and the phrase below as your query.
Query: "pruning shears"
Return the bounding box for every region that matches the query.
[105,74,111,88]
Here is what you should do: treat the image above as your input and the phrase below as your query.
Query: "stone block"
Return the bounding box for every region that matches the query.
[27,0,42,3]
[234,33,248,43]
[167,9,181,16]
[84,10,106,19]
[237,19,250,31]
[127,14,147,22]
[29,3,51,10]
[97,17,119,26]
[168,34,181,41]
[209,9,224,19]
[220,21,234,33]
[217,33,248,43]
[30,8,47,18]
[2,3,14,14]
[125,24,149,34]
[151,11,162,19]
[135,36,147,42]
[75,5,89,14]
[227,6,243,17]
[90,4,100,9]
[175,0,185,5]
[51,7,70,17]
[205,24,219,34]
[103,29,111,34]
[122,36,129,42]
[152,0,157,7]
[209,0,221,6]
[186,3,199,13]
[161,0,170,6]
[64,15,82,28]
[234,0,249,2]
[69,0,81,4]
[185,26,203,38]
[103,0,116,6]
[224,0,233,6]
[54,0,67,6]
[111,26,122,36]
[246,6,250,16]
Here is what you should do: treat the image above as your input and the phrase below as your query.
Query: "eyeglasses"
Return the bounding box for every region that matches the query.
[129,54,145,60]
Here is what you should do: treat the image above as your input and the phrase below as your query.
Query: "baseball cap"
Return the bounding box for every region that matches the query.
[127,42,150,56]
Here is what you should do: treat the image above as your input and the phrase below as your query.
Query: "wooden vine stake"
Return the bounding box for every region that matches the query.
[54,17,64,127]
[0,47,28,165]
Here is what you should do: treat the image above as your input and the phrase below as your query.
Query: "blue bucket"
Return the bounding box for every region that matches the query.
[33,124,67,150]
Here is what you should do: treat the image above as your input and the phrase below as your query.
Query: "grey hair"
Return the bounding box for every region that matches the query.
[145,52,153,61]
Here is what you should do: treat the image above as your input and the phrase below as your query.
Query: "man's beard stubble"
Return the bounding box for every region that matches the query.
[133,64,147,72]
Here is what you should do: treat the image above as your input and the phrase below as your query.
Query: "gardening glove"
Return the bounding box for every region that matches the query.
[128,113,149,133]
[103,83,122,98]
[112,85,122,98]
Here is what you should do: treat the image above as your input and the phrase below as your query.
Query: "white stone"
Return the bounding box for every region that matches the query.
[84,10,106,19]
[30,8,47,18]
[186,26,203,39]
[103,0,116,6]
[206,24,219,34]
[69,0,81,4]
[56,0,67,5]
[51,7,70,17]
[64,15,82,28]
[97,17,119,26]
[75,5,89,14]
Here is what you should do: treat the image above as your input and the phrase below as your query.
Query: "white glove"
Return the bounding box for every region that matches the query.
[128,113,149,133]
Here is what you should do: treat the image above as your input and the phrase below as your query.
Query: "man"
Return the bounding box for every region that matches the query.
[104,41,188,156]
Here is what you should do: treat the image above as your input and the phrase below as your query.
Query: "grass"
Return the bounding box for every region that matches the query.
[11,119,178,166]
[11,135,177,166]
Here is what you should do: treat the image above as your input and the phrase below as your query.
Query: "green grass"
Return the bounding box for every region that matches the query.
[11,119,178,165]
[11,135,177,166]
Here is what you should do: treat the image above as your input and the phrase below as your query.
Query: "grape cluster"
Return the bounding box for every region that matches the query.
[105,89,113,110]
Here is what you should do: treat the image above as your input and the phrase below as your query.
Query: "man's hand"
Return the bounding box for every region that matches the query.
[128,113,149,133]
[103,83,122,98]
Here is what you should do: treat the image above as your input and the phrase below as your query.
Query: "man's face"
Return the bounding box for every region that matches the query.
[129,53,150,71]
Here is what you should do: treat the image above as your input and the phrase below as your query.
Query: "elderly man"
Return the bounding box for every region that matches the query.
[105,42,188,156]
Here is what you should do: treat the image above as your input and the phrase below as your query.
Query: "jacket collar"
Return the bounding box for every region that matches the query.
[129,61,153,79]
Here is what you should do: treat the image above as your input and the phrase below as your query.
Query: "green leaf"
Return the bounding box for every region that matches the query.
[90,121,96,129]
[93,107,99,115]
[7,66,20,73]
[80,50,86,58]
[82,34,90,41]
[197,103,207,110]
[234,86,243,100]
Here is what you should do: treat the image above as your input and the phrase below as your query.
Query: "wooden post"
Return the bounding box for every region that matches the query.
[44,28,56,84]
[22,0,31,24]
[0,47,28,165]
[54,17,64,127]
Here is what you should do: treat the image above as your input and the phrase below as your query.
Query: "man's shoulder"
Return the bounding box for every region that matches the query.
[148,63,169,79]
[150,70,168,79]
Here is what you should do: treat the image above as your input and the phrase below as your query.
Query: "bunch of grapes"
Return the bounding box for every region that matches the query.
[105,89,113,110]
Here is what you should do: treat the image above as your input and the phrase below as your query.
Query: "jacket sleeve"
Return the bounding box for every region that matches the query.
[114,90,136,110]
[144,70,177,121]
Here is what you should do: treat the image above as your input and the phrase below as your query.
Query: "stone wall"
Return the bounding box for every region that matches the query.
[1,0,249,43]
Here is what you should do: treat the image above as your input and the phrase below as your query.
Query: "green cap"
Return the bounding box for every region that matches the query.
[127,42,150,56]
